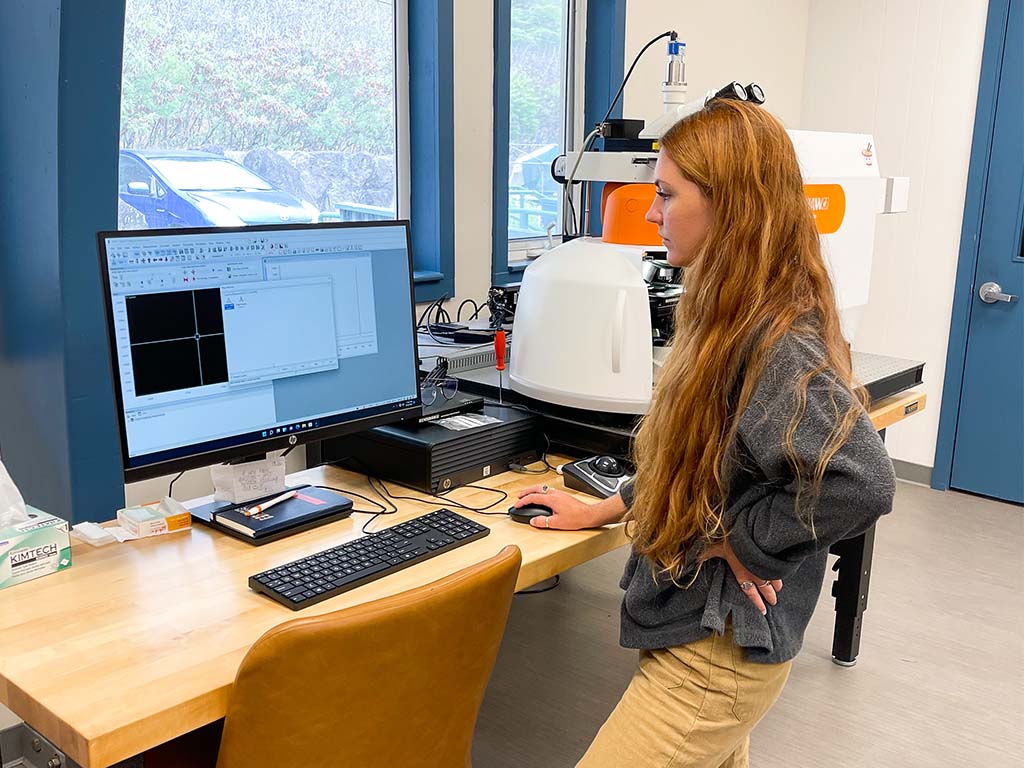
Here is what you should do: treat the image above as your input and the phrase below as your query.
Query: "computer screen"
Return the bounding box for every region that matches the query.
[98,221,421,482]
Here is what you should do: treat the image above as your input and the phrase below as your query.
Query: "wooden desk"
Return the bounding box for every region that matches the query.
[0,390,925,767]
[0,463,626,768]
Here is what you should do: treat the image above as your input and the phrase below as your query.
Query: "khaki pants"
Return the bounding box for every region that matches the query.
[577,629,791,767]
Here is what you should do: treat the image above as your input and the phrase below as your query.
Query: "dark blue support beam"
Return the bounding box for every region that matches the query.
[409,0,456,301]
[0,1,127,522]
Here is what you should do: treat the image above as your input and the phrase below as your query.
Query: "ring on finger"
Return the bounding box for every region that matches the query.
[759,580,772,588]
[739,580,755,591]
[540,484,550,494]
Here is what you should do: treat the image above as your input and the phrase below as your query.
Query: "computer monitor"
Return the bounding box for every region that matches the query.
[98,221,421,483]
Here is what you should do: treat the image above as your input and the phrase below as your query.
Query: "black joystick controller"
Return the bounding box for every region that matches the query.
[592,456,624,477]
[563,455,634,499]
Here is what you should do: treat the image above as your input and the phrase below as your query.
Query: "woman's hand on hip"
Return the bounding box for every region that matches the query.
[701,538,783,615]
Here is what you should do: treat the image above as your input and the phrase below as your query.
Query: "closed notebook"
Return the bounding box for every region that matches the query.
[212,487,352,538]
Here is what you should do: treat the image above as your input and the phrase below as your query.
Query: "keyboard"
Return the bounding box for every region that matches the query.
[249,508,490,610]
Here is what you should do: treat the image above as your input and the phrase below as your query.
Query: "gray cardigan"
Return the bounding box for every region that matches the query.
[618,334,896,664]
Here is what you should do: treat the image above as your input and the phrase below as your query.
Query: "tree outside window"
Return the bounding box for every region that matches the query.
[507,0,569,241]
[118,0,398,231]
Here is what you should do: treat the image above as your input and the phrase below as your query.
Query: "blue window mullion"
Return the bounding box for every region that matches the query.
[492,0,514,286]
[583,0,626,236]
[409,0,455,301]
[491,0,626,285]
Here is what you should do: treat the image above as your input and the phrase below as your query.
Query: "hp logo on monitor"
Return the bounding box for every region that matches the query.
[289,435,298,445]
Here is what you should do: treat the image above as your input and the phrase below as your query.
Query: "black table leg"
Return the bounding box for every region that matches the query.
[828,525,876,666]
[827,427,886,667]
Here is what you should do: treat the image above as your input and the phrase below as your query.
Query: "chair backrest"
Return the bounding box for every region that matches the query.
[216,545,522,768]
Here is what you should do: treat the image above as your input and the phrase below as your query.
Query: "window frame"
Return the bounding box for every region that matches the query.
[492,0,625,286]
[408,0,456,301]
[493,0,587,284]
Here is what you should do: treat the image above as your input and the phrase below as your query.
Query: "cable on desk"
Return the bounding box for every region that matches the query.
[508,463,548,474]
[451,483,511,513]
[456,298,480,322]
[312,485,386,515]
[416,295,451,330]
[368,476,510,514]
[315,462,399,536]
[363,477,400,533]
[506,431,557,474]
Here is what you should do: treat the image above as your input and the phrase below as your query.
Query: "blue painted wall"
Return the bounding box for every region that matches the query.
[0,1,127,522]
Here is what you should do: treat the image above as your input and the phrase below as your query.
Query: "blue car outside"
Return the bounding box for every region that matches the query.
[118,150,319,228]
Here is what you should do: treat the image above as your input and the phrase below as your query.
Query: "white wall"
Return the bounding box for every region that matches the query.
[452,0,495,303]
[623,0,811,129]
[801,0,989,468]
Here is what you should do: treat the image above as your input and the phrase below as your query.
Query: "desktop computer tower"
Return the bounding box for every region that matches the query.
[312,405,543,493]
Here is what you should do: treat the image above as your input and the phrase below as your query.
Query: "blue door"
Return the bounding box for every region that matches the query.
[949,0,1023,504]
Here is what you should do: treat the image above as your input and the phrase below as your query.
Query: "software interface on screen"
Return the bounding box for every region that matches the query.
[103,224,418,468]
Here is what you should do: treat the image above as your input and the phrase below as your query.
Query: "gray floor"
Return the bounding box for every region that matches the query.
[472,482,1024,767]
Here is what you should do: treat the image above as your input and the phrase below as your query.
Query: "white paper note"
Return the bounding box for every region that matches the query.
[211,458,287,504]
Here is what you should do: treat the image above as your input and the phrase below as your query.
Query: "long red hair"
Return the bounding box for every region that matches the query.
[628,100,866,578]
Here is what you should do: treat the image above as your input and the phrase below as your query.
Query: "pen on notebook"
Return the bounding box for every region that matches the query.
[242,490,297,517]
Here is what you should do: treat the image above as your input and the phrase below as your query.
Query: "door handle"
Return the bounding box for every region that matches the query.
[979,281,1018,304]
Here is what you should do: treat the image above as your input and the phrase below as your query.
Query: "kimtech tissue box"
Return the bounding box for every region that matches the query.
[0,506,72,591]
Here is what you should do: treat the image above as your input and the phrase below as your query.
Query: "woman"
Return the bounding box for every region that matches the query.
[513,100,895,766]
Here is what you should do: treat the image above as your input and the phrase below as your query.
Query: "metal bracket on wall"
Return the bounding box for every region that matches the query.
[0,720,82,768]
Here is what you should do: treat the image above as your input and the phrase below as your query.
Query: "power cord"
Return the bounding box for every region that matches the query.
[601,30,676,127]
[508,463,547,475]
[313,484,390,517]
[370,476,510,515]
[457,298,480,322]
[168,469,185,499]
[564,29,676,238]
[508,433,557,473]
[563,126,601,237]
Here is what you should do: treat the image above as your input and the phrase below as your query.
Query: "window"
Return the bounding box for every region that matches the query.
[118,0,403,232]
[494,0,584,281]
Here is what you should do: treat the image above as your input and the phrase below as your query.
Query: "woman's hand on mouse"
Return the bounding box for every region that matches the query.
[514,486,627,530]
[700,537,782,615]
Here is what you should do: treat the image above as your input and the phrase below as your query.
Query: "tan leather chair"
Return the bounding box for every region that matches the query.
[214,544,522,768]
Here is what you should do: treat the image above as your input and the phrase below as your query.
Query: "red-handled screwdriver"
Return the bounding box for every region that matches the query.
[494,329,506,404]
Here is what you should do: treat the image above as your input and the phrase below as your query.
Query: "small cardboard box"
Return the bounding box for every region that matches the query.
[0,506,72,591]
[117,501,192,538]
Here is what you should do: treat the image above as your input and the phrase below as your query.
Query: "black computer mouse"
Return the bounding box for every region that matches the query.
[592,455,624,476]
[508,503,553,525]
